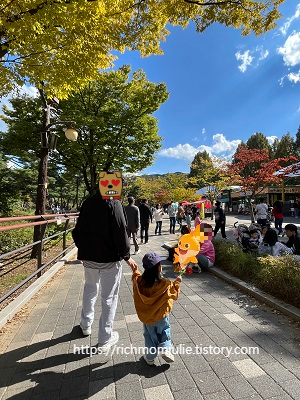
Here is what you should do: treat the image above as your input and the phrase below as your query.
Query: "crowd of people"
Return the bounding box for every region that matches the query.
[72,181,300,368]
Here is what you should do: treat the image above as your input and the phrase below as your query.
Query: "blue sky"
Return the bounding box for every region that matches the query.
[111,1,300,175]
[1,2,300,176]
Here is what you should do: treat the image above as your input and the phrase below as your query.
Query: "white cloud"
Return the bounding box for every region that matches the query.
[258,49,269,61]
[287,70,300,83]
[202,128,206,135]
[235,50,254,73]
[277,32,300,66]
[235,46,269,72]
[280,4,300,36]
[158,134,241,162]
[266,136,278,145]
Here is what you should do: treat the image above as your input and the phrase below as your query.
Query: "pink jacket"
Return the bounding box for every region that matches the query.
[198,240,215,264]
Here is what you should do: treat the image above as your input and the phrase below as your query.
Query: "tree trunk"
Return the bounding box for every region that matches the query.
[31,94,50,258]
[247,197,255,223]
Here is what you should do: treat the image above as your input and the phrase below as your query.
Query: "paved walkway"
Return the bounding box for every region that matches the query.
[0,216,300,400]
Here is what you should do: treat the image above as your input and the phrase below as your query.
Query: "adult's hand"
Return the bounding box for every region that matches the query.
[126,257,138,272]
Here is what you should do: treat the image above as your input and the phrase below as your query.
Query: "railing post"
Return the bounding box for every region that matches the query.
[63,217,69,254]
[37,218,47,278]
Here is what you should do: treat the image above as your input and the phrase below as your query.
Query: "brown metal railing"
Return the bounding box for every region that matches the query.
[0,213,79,304]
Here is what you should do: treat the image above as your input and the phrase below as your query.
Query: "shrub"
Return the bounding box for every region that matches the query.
[258,255,300,307]
[213,239,261,280]
[213,239,300,308]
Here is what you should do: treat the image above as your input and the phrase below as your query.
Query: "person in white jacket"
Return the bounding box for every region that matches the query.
[154,204,164,235]
[262,228,293,256]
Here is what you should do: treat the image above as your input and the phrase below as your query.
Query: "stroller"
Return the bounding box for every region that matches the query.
[233,221,262,253]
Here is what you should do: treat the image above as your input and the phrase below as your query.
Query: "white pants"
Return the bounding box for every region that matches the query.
[81,261,122,345]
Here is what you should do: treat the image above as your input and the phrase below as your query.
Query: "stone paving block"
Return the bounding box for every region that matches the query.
[203,390,234,400]
[34,303,49,310]
[140,365,168,389]
[223,314,245,322]
[144,384,174,400]
[115,380,145,400]
[30,372,64,394]
[248,349,276,366]
[220,375,258,399]
[261,362,295,382]
[64,356,90,376]
[209,359,240,378]
[90,360,114,380]
[60,375,89,399]
[6,371,36,391]
[2,387,34,399]
[177,317,198,327]
[31,389,61,399]
[173,387,204,399]
[0,366,16,387]
[113,320,126,329]
[248,375,288,399]
[279,378,300,399]
[89,377,116,399]
[193,371,226,395]
[165,367,197,392]
[30,332,53,344]
[124,314,139,323]
[113,362,140,384]
[181,354,212,374]
[232,359,266,379]
[187,295,203,302]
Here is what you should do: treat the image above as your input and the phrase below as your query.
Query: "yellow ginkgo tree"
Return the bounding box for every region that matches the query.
[0,0,284,97]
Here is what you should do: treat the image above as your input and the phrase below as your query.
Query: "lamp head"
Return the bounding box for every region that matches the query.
[64,127,78,141]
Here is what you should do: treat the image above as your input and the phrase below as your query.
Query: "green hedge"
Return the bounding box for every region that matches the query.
[213,240,300,308]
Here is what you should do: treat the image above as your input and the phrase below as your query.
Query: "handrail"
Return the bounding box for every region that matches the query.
[0,216,77,232]
[0,213,79,304]
[0,212,78,223]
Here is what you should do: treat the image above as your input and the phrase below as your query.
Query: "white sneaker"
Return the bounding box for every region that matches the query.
[143,355,155,365]
[80,325,91,336]
[134,249,141,254]
[98,331,119,353]
[161,349,174,363]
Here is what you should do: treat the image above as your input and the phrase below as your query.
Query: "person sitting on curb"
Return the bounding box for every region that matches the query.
[195,223,215,272]
[261,229,293,257]
[285,224,300,255]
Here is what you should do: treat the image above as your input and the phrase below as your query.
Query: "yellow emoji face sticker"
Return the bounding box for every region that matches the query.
[99,171,123,200]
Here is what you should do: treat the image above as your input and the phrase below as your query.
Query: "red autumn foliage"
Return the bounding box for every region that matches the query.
[228,146,298,197]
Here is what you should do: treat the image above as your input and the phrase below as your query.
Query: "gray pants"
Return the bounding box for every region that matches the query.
[81,261,122,345]
[196,254,213,268]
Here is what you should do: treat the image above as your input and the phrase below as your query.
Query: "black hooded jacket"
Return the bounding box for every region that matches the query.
[72,191,130,263]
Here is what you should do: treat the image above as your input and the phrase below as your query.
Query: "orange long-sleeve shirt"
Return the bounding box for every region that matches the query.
[132,270,181,325]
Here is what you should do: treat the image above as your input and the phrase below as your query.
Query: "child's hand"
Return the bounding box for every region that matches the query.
[175,275,182,283]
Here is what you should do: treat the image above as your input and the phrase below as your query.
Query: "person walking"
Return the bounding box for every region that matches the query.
[72,186,137,350]
[139,199,153,244]
[167,201,176,234]
[124,197,140,254]
[255,197,268,227]
[272,200,284,236]
[154,204,164,235]
[213,201,227,239]
[176,203,185,229]
[131,253,182,365]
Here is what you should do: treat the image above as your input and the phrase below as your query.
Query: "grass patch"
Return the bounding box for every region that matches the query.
[213,239,300,309]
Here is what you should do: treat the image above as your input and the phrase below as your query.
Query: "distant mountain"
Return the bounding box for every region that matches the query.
[139,172,188,178]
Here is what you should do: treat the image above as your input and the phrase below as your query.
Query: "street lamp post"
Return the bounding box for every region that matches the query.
[31,89,77,258]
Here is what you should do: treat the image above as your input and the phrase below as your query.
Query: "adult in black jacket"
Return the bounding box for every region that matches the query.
[72,190,137,348]
[285,223,300,255]
[213,201,227,239]
[138,198,153,244]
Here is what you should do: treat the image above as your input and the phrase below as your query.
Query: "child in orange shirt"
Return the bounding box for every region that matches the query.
[132,252,182,365]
